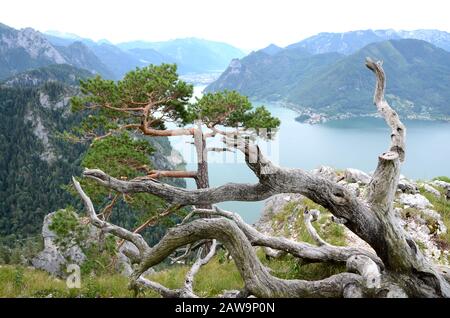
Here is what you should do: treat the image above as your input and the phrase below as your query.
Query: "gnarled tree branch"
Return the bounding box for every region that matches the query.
[72,177,150,255]
[133,217,363,298]
[73,59,450,298]
[191,206,382,268]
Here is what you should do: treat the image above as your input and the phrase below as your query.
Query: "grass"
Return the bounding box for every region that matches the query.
[419,185,450,247]
[257,249,346,281]
[0,250,345,298]
[272,198,346,246]
[0,265,133,298]
[434,176,450,183]
[148,254,244,297]
[0,256,245,298]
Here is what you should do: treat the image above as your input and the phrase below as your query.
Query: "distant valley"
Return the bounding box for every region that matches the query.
[0,23,245,81]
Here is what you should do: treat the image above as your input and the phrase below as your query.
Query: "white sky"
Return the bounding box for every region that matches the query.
[1,0,450,51]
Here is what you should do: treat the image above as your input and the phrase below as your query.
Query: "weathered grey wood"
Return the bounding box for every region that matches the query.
[72,177,150,255]
[346,255,381,289]
[73,59,450,298]
[134,217,363,298]
[303,208,328,247]
[192,206,382,267]
[184,240,217,294]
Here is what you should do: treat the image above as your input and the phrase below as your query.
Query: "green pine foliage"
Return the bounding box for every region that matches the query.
[188,90,280,130]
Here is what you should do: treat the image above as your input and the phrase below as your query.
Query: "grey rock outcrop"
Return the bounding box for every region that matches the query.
[32,212,86,277]
[398,178,419,194]
[32,211,140,277]
[431,180,450,190]
[255,194,303,235]
[344,168,371,185]
[312,165,339,182]
[423,184,441,198]
[398,193,433,209]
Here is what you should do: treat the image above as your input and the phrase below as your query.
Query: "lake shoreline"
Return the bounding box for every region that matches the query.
[248,98,450,125]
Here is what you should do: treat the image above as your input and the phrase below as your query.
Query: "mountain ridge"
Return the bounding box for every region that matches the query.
[0,25,112,80]
[43,30,246,76]
[207,38,450,122]
[287,29,450,55]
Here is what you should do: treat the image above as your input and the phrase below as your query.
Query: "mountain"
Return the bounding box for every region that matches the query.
[0,64,185,242]
[44,33,145,79]
[0,23,112,80]
[287,29,399,55]
[288,29,450,55]
[127,48,175,67]
[0,24,66,79]
[397,29,450,52]
[206,47,342,101]
[207,39,450,120]
[0,65,89,238]
[260,44,283,55]
[85,43,144,79]
[290,39,450,118]
[54,42,114,78]
[118,38,245,73]
[43,32,245,77]
[1,64,93,87]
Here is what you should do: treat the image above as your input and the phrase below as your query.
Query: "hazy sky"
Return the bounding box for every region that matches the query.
[1,0,450,50]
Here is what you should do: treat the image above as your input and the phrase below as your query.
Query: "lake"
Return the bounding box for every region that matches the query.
[170,86,450,224]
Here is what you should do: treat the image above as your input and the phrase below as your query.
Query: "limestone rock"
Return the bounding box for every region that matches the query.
[343,182,360,197]
[398,193,433,209]
[431,180,450,190]
[344,168,371,185]
[312,166,338,182]
[256,194,302,234]
[398,178,419,194]
[32,212,139,278]
[32,212,86,277]
[423,184,441,198]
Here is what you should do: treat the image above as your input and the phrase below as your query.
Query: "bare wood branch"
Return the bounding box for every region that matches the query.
[117,204,182,249]
[303,208,329,247]
[346,255,381,289]
[184,240,217,293]
[365,58,406,210]
[147,170,198,179]
[135,276,181,298]
[207,147,236,153]
[83,168,275,205]
[169,240,209,264]
[192,206,382,267]
[141,124,195,137]
[133,217,363,298]
[365,58,406,162]
[99,193,119,221]
[72,177,150,255]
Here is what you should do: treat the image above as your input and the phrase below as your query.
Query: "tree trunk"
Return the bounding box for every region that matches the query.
[74,59,450,298]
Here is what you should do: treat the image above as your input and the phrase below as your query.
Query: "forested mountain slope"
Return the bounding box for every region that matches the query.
[207,39,450,120]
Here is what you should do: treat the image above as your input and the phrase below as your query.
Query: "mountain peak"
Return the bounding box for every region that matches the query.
[207,37,450,120]
[289,29,450,55]
[260,44,283,55]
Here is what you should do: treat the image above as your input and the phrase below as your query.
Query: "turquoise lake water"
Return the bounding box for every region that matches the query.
[170,88,450,223]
